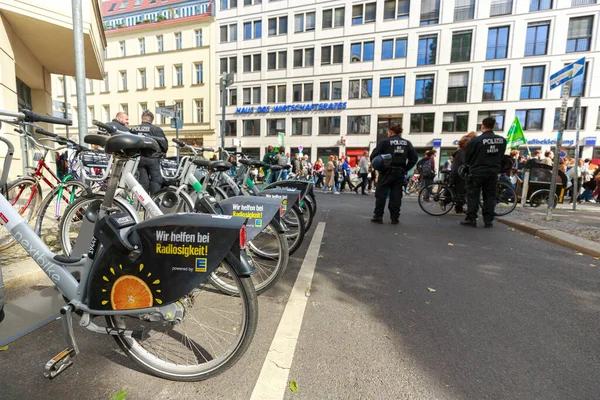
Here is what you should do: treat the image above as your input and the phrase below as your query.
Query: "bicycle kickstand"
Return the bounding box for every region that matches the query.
[43,304,80,379]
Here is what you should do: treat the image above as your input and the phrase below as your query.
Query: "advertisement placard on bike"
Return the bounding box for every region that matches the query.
[86,213,248,310]
[217,196,283,241]
[257,188,301,217]
[264,180,312,203]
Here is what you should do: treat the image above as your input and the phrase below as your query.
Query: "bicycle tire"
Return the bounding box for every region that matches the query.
[307,191,317,214]
[148,187,195,219]
[0,178,42,251]
[106,254,258,381]
[34,180,90,253]
[492,181,518,216]
[282,205,306,255]
[418,183,456,216]
[299,198,314,232]
[529,189,557,210]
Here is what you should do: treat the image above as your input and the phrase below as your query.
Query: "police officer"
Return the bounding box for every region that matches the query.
[104,112,130,135]
[370,125,418,224]
[129,110,168,195]
[461,117,507,228]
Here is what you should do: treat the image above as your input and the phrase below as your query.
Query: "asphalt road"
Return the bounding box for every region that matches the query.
[1,193,600,399]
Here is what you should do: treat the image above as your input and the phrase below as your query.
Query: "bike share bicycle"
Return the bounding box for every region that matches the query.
[0,110,258,381]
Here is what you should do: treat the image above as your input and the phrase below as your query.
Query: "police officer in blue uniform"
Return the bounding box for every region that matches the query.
[461,117,507,228]
[370,125,418,224]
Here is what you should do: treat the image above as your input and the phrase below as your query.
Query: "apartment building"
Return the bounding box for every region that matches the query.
[216,0,600,165]
[53,0,217,154]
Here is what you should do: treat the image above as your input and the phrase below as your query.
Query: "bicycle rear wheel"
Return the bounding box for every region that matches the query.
[529,189,557,210]
[0,178,42,251]
[418,183,456,216]
[282,205,306,255]
[493,181,518,216]
[300,198,314,231]
[107,258,258,381]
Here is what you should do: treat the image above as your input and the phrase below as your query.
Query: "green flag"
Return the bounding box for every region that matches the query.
[506,117,527,149]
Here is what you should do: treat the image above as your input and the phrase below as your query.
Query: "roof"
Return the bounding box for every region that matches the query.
[102,0,201,17]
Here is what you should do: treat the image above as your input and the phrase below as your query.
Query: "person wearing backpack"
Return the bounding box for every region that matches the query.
[418,150,437,192]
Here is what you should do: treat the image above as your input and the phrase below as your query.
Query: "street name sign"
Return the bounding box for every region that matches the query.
[156,106,176,118]
[549,58,585,90]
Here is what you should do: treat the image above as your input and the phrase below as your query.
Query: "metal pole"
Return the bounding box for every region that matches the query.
[547,81,572,221]
[62,75,70,139]
[174,103,180,164]
[220,75,227,161]
[572,96,582,211]
[71,0,88,143]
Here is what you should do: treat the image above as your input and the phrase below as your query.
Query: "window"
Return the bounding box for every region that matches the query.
[194,100,204,123]
[448,72,469,103]
[379,77,405,97]
[243,54,262,72]
[292,118,312,135]
[319,117,341,134]
[530,0,552,11]
[174,32,182,50]
[108,3,117,12]
[174,65,183,86]
[483,69,505,101]
[572,0,597,5]
[244,120,260,136]
[157,35,163,52]
[229,89,238,106]
[244,20,262,40]
[525,21,549,56]
[553,107,586,130]
[490,0,513,16]
[567,16,593,52]
[175,101,183,121]
[195,29,203,47]
[477,111,505,130]
[101,74,109,92]
[156,101,165,124]
[103,105,110,122]
[292,83,314,102]
[293,48,314,67]
[321,44,344,65]
[224,120,237,137]
[57,77,64,96]
[520,66,545,100]
[417,35,437,65]
[323,7,345,28]
[119,41,126,57]
[221,0,238,9]
[87,79,94,94]
[454,0,475,21]
[348,116,371,134]
[268,16,288,36]
[134,0,142,6]
[442,112,469,132]
[350,41,375,63]
[267,51,287,70]
[569,61,588,97]
[120,103,129,114]
[352,3,376,25]
[295,12,316,33]
[410,113,435,133]
[138,103,147,120]
[320,81,342,100]
[242,87,261,104]
[119,70,128,91]
[267,119,285,136]
[139,38,145,54]
[156,67,165,88]
[415,75,434,104]
[267,85,286,103]
[220,56,238,74]
[220,24,238,43]
[382,38,407,59]
[194,63,203,84]
[420,0,440,25]
[450,31,472,63]
[87,106,94,124]
[486,26,509,59]
[244,0,261,5]
[138,68,147,89]
[349,78,373,99]
[515,109,544,130]
[384,0,410,20]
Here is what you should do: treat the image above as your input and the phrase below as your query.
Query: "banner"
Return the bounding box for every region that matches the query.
[506,117,527,149]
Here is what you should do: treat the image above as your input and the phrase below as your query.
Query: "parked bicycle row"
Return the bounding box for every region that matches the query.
[0,108,317,382]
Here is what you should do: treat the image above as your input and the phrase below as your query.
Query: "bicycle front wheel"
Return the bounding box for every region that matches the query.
[493,181,518,216]
[0,178,42,251]
[418,183,456,216]
[107,258,258,381]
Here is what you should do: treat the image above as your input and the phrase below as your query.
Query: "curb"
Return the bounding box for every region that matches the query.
[497,217,600,258]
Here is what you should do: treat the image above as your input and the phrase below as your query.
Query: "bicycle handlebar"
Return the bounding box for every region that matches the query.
[22,109,72,126]
[0,109,25,120]
[92,120,116,134]
[34,127,57,138]
[172,138,186,147]
[35,128,88,151]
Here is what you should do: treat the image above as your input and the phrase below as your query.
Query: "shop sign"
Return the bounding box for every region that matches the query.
[585,137,596,146]
[432,139,442,147]
[235,102,347,114]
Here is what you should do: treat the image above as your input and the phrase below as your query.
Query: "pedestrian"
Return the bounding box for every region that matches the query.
[323,155,338,194]
[313,158,324,187]
[129,110,168,195]
[302,155,312,177]
[104,111,129,135]
[273,147,289,180]
[292,153,302,175]
[541,150,554,166]
[461,117,507,228]
[354,151,370,195]
[449,132,476,214]
[340,156,355,192]
[368,165,377,193]
[418,150,437,192]
[263,145,276,183]
[530,150,542,163]
[370,125,418,224]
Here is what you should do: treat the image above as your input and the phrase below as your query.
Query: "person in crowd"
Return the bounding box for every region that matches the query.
[368,164,377,193]
[129,111,168,195]
[541,150,554,166]
[530,150,542,163]
[417,150,437,193]
[105,111,129,135]
[333,156,341,193]
[313,158,324,187]
[302,155,312,177]
[323,155,339,194]
[443,156,453,171]
[274,147,289,180]
[449,133,476,214]
[292,153,302,175]
[461,117,507,228]
[354,151,370,195]
[263,145,276,183]
[370,125,418,224]
[340,156,355,192]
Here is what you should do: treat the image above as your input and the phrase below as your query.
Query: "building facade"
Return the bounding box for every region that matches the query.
[216,0,600,166]
[53,0,217,154]
[0,0,105,175]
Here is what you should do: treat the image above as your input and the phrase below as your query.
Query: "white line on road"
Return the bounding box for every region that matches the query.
[250,221,326,400]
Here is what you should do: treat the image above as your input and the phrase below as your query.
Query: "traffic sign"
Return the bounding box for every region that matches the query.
[170,118,183,129]
[550,58,585,90]
[52,100,71,109]
[156,106,176,118]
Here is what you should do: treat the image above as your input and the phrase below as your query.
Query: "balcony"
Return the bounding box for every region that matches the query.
[454,5,475,21]
[490,1,513,16]
[420,11,439,25]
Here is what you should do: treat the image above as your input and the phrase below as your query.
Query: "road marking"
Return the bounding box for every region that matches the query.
[250,221,326,400]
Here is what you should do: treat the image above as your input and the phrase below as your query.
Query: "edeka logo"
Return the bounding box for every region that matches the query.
[195,258,207,273]
[235,102,347,114]
[14,230,60,282]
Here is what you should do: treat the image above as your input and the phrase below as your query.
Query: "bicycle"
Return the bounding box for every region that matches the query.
[0,111,258,381]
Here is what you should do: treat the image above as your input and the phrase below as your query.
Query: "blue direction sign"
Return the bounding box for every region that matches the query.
[550,58,585,90]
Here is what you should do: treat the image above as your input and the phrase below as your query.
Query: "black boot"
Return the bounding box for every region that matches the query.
[371,216,383,224]
[460,219,476,227]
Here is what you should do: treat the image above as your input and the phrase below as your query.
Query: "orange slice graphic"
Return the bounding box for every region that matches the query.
[110,275,153,310]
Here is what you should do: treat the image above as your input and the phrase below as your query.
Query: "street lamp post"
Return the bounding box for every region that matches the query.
[219,72,234,160]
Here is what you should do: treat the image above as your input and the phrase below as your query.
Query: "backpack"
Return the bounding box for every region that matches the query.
[415,158,427,175]
[421,159,434,178]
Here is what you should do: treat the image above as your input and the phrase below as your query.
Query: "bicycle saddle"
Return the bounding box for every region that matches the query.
[104,134,159,156]
[193,159,232,172]
[239,159,265,168]
[84,135,109,147]
[269,165,282,171]
[281,165,291,170]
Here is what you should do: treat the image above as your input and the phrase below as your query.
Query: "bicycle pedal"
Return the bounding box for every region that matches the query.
[43,347,75,379]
